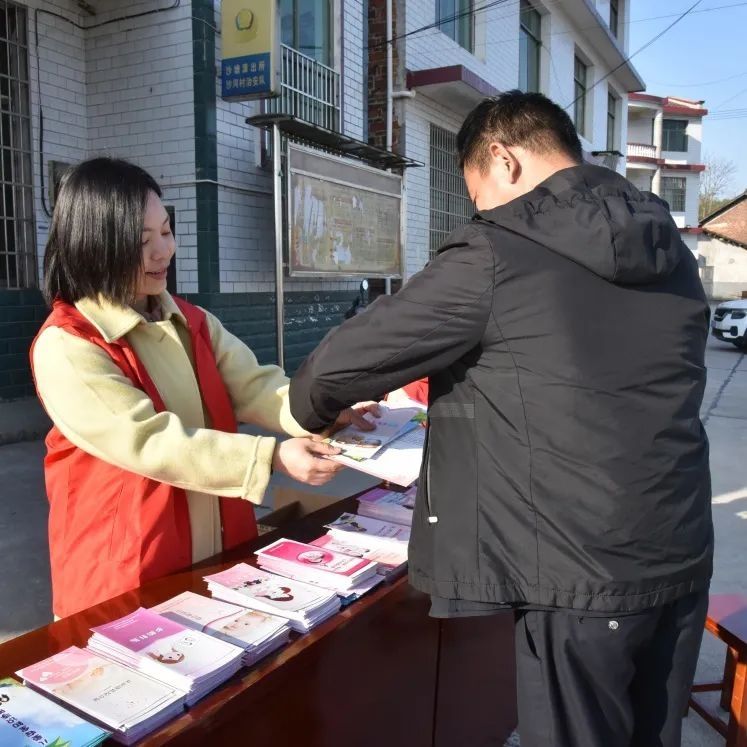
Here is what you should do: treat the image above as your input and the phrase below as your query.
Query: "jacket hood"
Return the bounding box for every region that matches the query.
[476,164,685,284]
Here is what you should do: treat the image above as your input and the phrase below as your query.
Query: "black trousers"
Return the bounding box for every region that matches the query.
[514,591,709,747]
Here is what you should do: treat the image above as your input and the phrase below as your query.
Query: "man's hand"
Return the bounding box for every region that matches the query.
[271,438,345,486]
[328,401,382,435]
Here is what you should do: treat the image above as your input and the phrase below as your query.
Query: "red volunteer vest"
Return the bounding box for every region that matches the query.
[30,297,258,618]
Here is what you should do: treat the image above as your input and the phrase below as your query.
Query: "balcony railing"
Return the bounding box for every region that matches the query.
[264,44,341,132]
[627,143,658,160]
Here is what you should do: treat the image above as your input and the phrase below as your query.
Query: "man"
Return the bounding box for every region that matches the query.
[289,91,712,747]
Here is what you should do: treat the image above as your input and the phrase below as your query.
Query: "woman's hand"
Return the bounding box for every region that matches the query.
[271,438,345,486]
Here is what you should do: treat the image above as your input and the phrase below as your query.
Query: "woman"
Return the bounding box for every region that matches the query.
[32,157,374,618]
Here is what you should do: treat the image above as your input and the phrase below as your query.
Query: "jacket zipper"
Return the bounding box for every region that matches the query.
[423,426,438,524]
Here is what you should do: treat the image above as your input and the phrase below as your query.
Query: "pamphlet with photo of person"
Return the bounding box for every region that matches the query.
[325,403,421,461]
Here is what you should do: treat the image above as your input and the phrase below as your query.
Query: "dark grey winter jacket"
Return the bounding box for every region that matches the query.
[289,164,713,613]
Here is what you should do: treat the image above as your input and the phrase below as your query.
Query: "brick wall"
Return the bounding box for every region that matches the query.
[367,0,400,151]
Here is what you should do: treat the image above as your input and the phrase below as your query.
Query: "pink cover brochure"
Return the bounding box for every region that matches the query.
[88,608,243,705]
[256,539,374,577]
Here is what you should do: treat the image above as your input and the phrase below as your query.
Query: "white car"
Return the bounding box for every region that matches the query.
[712,300,747,349]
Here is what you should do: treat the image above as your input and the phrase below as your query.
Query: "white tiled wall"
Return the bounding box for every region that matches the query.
[661,117,703,166]
[26,0,87,279]
[542,2,630,156]
[404,0,518,92]
[26,0,198,289]
[84,0,198,291]
[399,0,634,276]
[341,0,365,141]
[400,94,464,276]
[626,169,654,193]
[662,170,701,230]
[628,112,655,145]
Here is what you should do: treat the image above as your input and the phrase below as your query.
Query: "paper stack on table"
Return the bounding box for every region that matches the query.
[204,563,341,633]
[311,535,407,578]
[87,608,244,706]
[325,512,411,546]
[18,647,185,745]
[0,676,110,747]
[255,538,382,602]
[357,486,418,526]
[308,512,410,577]
[150,591,291,668]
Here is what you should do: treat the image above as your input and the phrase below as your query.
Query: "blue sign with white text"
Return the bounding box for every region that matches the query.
[222,52,272,98]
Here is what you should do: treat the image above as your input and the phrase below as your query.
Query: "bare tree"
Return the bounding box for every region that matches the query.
[699,153,738,221]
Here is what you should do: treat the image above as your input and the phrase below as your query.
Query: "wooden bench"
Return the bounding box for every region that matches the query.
[689,594,747,746]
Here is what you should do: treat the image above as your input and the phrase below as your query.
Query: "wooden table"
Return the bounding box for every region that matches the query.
[689,594,747,747]
[0,497,517,746]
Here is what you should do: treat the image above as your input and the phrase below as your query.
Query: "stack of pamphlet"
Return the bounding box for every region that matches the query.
[87,608,244,706]
[357,486,418,526]
[204,563,341,633]
[0,676,110,747]
[326,403,426,486]
[310,512,410,576]
[17,647,184,745]
[151,591,291,667]
[326,512,411,546]
[255,538,381,601]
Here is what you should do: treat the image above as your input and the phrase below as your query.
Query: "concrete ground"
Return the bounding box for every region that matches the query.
[0,333,745,746]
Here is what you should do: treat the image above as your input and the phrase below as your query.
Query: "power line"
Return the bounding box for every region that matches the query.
[564,0,706,112]
[708,110,747,120]
[477,0,747,54]
[646,70,747,88]
[708,106,747,114]
[712,85,747,111]
[626,0,747,24]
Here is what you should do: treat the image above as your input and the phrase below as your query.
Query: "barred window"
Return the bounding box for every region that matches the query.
[661,176,686,213]
[429,124,473,261]
[0,1,35,289]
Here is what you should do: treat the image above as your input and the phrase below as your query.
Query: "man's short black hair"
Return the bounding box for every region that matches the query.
[457,90,584,172]
[43,157,162,306]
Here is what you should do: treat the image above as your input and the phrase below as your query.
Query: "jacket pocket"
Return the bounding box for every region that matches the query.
[422,426,438,523]
[108,481,135,561]
[425,402,480,580]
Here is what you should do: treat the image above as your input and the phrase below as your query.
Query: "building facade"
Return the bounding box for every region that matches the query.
[699,192,747,300]
[0,0,371,400]
[625,93,707,256]
[1,0,647,400]
[368,0,645,276]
